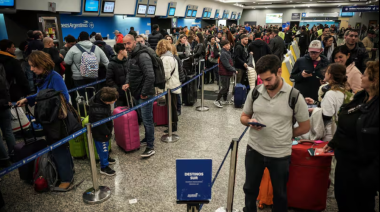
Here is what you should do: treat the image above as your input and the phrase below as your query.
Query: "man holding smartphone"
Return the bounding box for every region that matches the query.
[241,55,310,212]
[290,40,330,100]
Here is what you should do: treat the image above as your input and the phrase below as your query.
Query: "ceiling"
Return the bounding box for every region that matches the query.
[215,0,380,9]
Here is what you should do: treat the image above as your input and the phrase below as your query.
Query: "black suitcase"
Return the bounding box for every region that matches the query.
[13,106,47,184]
[182,74,198,106]
[183,56,195,75]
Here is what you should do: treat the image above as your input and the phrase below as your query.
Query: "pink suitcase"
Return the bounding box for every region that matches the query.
[153,102,168,126]
[113,91,140,152]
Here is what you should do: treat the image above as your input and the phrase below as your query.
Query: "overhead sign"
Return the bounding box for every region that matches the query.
[176,159,212,202]
[292,13,300,20]
[302,12,339,18]
[342,6,379,13]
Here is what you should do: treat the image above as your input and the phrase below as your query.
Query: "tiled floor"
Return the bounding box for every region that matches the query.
[0,85,378,211]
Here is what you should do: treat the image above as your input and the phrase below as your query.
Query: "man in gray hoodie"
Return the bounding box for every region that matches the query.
[64,31,109,97]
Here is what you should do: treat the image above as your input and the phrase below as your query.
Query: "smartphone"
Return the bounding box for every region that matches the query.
[308,105,318,109]
[248,122,267,128]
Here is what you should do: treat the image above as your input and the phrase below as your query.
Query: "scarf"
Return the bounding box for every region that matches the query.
[35,70,52,88]
[0,51,16,58]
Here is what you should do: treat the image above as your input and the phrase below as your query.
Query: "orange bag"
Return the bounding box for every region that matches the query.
[257,168,274,209]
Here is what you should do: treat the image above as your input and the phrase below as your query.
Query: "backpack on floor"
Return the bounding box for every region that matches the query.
[76,44,99,79]
[33,152,59,192]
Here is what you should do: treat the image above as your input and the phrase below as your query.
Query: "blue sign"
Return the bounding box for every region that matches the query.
[0,0,14,7]
[84,0,99,12]
[169,8,176,16]
[302,13,307,18]
[187,10,193,17]
[342,6,379,13]
[176,159,212,202]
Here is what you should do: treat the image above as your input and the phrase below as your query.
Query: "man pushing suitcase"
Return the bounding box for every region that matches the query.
[240,55,310,212]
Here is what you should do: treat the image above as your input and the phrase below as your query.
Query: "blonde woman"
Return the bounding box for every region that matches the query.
[156,40,181,133]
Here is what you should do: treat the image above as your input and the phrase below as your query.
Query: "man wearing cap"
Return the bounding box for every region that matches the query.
[291,40,330,100]
[294,26,309,57]
[362,30,377,60]
[113,30,124,44]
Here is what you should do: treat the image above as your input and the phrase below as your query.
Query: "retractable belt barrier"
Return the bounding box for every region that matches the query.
[0,65,218,179]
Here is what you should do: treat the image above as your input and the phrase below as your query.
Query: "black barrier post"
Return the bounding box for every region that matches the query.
[161,89,180,143]
[83,123,111,204]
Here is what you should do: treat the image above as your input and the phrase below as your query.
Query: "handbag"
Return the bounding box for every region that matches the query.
[11,107,31,132]
[247,54,258,89]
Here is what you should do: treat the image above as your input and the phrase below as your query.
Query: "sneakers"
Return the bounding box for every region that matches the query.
[108,157,116,165]
[141,147,156,158]
[231,96,234,102]
[214,100,223,108]
[100,166,116,176]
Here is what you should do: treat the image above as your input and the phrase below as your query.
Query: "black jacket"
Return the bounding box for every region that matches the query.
[247,39,272,64]
[148,30,163,50]
[219,48,236,76]
[93,40,115,59]
[285,31,293,43]
[26,39,44,57]
[106,56,128,95]
[269,35,285,62]
[291,54,330,100]
[193,42,205,59]
[329,91,379,190]
[345,43,369,74]
[177,43,189,60]
[129,30,138,38]
[234,41,248,70]
[295,31,310,50]
[126,43,156,98]
[43,48,63,75]
[88,92,113,142]
[0,53,31,104]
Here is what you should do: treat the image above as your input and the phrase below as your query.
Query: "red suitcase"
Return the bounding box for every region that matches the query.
[287,140,332,211]
[153,102,168,126]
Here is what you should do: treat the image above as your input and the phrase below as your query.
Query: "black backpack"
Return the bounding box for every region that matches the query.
[252,84,300,124]
[134,46,166,90]
[174,56,186,83]
[0,64,10,107]
[34,89,62,125]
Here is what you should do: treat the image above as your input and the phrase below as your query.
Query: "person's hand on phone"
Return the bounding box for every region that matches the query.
[323,144,333,153]
[16,98,28,107]
[122,84,129,91]
[248,119,264,131]
[302,71,313,78]
[305,97,315,105]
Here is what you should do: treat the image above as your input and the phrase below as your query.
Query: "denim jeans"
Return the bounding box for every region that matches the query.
[0,109,16,160]
[23,63,36,93]
[94,140,109,169]
[52,145,74,183]
[137,96,155,149]
[243,146,290,212]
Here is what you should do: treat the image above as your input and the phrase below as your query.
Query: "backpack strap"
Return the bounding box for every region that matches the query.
[75,44,87,53]
[90,45,96,53]
[251,84,263,104]
[288,87,300,126]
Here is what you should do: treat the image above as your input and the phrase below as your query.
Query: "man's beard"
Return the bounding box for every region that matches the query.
[266,76,281,91]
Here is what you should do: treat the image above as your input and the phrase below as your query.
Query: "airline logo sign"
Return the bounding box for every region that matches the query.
[61,20,95,29]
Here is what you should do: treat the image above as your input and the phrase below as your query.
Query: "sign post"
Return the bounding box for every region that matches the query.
[176,159,212,212]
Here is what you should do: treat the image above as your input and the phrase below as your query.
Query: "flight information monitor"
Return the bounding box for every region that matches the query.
[137,4,147,15]
[84,0,99,12]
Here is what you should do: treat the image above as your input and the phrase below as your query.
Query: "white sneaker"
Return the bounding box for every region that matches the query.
[214,100,223,108]
[220,100,227,105]
[231,96,234,102]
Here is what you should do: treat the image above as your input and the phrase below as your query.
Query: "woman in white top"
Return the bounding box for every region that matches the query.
[306,63,348,141]
[156,40,181,133]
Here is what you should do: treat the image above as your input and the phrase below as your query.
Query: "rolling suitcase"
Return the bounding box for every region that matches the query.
[68,95,87,158]
[287,140,332,211]
[113,91,140,152]
[182,57,194,75]
[182,74,198,106]
[13,106,47,184]
[153,102,168,126]
[257,168,274,210]
[233,75,247,108]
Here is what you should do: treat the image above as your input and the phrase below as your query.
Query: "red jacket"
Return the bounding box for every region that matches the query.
[116,34,124,44]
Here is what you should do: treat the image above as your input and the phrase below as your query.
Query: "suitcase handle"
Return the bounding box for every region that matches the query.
[298,140,316,145]
[125,90,134,108]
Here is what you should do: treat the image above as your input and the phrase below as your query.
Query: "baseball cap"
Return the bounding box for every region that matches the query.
[113,30,120,34]
[309,40,322,52]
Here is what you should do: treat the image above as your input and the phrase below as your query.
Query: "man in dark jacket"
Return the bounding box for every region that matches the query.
[26,31,44,57]
[269,29,285,62]
[106,43,128,107]
[43,37,63,75]
[234,34,249,85]
[129,27,138,38]
[214,40,237,108]
[0,39,30,166]
[247,33,272,63]
[291,40,330,100]
[122,35,156,158]
[0,39,31,102]
[94,34,115,60]
[284,29,293,49]
[148,24,163,50]
[294,26,310,57]
[344,30,369,73]
[89,87,118,176]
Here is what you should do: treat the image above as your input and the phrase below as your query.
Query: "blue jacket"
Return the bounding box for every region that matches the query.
[27,71,69,106]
